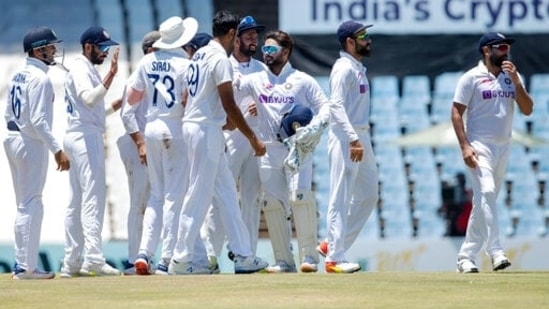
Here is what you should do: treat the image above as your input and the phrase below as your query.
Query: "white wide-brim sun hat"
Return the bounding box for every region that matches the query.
[153,16,198,49]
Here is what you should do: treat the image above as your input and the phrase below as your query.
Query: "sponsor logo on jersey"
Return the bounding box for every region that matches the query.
[258,94,295,104]
[359,84,368,93]
[482,90,515,100]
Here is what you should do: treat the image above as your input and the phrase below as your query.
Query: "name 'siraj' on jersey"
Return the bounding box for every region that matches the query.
[151,61,171,72]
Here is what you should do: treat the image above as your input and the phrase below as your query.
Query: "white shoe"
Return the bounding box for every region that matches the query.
[234,255,268,274]
[492,255,511,271]
[456,259,479,273]
[168,260,212,275]
[265,260,297,273]
[60,261,81,278]
[325,262,361,273]
[208,256,220,274]
[12,265,55,280]
[300,255,318,273]
[80,262,121,276]
[155,262,169,275]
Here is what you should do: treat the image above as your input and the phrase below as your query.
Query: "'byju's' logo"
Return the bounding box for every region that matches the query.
[482,90,515,100]
[258,94,295,104]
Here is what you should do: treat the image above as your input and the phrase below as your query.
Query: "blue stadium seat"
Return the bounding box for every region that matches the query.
[529,73,549,95]
[371,75,399,101]
[401,75,431,106]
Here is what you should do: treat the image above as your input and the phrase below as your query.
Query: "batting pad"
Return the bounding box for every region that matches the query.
[290,190,319,263]
[263,195,295,266]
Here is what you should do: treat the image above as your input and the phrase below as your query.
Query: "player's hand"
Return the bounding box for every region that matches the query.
[350,139,363,162]
[137,143,147,166]
[248,102,257,116]
[250,136,266,157]
[55,150,70,171]
[110,47,120,75]
[223,117,236,131]
[462,144,478,169]
[501,60,519,84]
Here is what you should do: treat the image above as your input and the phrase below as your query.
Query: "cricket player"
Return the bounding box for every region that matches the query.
[125,16,198,276]
[200,15,267,269]
[169,10,268,275]
[453,32,533,273]
[60,26,121,277]
[116,31,160,275]
[317,21,379,273]
[4,27,70,280]
[236,29,330,273]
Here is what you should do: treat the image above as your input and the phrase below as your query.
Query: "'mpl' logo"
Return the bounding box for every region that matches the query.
[482,90,515,100]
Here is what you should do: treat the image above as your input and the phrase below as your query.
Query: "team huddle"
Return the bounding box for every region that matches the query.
[5,9,531,279]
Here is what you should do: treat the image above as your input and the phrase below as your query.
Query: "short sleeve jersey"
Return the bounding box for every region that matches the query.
[183,40,233,127]
[237,62,329,143]
[64,55,106,133]
[453,61,522,144]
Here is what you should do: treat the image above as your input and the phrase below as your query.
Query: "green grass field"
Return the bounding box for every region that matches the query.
[1,272,548,308]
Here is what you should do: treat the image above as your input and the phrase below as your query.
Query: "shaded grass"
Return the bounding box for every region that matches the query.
[1,272,548,308]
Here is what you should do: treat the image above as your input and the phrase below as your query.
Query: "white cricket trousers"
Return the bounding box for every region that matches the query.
[201,130,262,257]
[458,140,509,261]
[116,134,150,264]
[326,128,379,263]
[4,133,48,271]
[173,122,252,264]
[63,130,107,265]
[138,135,187,261]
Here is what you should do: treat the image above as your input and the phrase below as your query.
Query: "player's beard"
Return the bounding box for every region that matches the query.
[491,53,507,68]
[356,43,371,57]
[240,43,257,57]
[40,51,55,65]
[90,48,105,65]
[264,53,284,67]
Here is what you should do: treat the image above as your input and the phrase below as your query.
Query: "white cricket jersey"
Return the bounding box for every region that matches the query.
[453,60,522,144]
[329,51,371,142]
[130,49,189,139]
[229,55,267,128]
[64,55,107,133]
[183,40,232,127]
[4,57,61,153]
[237,62,330,143]
[120,71,147,134]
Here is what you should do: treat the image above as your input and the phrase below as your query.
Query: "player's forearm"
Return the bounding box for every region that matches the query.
[514,84,533,116]
[226,103,256,140]
[105,98,122,116]
[451,106,469,149]
[129,131,145,147]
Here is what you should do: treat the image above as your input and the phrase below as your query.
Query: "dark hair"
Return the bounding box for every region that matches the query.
[264,30,293,57]
[212,10,240,37]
